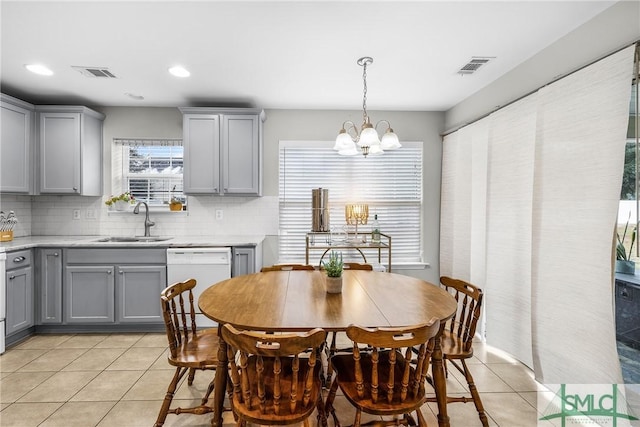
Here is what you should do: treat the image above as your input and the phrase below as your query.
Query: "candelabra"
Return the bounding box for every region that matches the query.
[345,203,369,242]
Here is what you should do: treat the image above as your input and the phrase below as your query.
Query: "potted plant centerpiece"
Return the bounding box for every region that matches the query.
[105,192,135,211]
[321,250,344,293]
[616,215,636,274]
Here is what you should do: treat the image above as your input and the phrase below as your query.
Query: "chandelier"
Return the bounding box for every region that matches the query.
[334,56,401,157]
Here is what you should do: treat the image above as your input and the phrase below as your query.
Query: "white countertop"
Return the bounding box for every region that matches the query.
[0,235,265,252]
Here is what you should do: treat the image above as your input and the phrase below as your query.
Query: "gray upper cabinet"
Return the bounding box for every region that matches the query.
[1,94,34,193]
[36,106,105,195]
[180,107,264,196]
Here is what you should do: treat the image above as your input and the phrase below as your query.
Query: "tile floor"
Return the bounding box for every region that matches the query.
[0,333,604,426]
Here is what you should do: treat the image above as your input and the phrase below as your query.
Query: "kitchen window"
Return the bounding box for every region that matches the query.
[279,141,423,266]
[113,138,185,207]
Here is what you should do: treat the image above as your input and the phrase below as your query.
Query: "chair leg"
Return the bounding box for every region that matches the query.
[461,360,489,427]
[325,378,341,427]
[415,408,427,427]
[187,367,196,385]
[201,373,215,406]
[353,408,362,427]
[154,366,188,427]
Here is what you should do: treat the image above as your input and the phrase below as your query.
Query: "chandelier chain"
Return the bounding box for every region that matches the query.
[362,60,368,123]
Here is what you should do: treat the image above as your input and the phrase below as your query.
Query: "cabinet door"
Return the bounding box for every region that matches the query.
[38,249,63,324]
[6,266,33,335]
[232,247,255,277]
[116,265,166,323]
[39,112,80,194]
[221,114,260,195]
[1,100,32,193]
[183,114,221,194]
[64,265,115,323]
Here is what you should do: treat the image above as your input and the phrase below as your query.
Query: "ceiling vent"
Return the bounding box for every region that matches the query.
[72,66,117,78]
[457,57,494,75]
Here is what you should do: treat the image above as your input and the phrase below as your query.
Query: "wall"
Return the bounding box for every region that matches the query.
[262,109,445,283]
[445,0,640,132]
[17,106,444,283]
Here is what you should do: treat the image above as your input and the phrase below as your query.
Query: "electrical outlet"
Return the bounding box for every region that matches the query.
[72,209,81,220]
[215,209,223,220]
[86,209,96,219]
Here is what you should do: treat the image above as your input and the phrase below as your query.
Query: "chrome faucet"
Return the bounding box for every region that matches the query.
[133,202,155,237]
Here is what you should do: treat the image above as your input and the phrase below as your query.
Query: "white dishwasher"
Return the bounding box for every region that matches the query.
[166,248,231,327]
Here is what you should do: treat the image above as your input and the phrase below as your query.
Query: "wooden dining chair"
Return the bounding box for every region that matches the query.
[342,262,374,270]
[427,276,488,427]
[155,279,220,427]
[325,320,441,427]
[221,324,328,427]
[261,263,315,272]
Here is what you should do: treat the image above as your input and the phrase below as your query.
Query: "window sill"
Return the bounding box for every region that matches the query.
[107,209,188,216]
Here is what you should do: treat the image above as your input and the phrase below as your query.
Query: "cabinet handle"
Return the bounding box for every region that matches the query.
[8,275,15,280]
[224,188,228,193]
[73,187,78,192]
[107,270,112,275]
[53,253,59,257]
[13,256,26,263]
[119,271,124,274]
[213,187,218,192]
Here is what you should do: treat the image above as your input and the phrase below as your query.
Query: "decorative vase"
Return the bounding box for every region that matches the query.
[616,260,635,274]
[325,276,343,294]
[114,200,130,211]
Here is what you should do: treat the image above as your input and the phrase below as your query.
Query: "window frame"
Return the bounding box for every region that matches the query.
[278,140,423,267]
[113,138,186,209]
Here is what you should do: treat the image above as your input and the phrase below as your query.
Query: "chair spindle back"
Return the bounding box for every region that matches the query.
[161,279,198,359]
[221,324,327,419]
[440,276,483,353]
[345,320,440,405]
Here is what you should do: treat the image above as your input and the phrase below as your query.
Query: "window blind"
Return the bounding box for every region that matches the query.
[279,141,423,265]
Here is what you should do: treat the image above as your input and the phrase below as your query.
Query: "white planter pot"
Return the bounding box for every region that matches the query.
[324,276,343,294]
[114,200,130,211]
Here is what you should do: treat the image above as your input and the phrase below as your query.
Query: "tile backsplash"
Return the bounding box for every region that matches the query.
[0,194,279,238]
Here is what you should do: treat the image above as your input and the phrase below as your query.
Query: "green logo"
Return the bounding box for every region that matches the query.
[540,384,638,426]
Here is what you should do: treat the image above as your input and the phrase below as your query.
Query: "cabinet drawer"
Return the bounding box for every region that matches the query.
[6,249,32,270]
[66,248,166,265]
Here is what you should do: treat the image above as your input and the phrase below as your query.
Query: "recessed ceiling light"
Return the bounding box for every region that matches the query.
[25,64,53,76]
[125,93,144,100]
[168,66,190,78]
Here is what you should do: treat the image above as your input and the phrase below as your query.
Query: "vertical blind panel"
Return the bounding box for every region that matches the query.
[279,142,422,264]
[485,94,537,368]
[439,132,458,277]
[531,45,634,384]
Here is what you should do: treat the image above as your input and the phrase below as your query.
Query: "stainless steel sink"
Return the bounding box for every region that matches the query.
[94,236,173,243]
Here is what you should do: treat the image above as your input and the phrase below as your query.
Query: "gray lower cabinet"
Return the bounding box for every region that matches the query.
[64,248,166,325]
[65,265,115,323]
[232,247,256,276]
[37,248,63,324]
[5,250,34,335]
[117,265,166,323]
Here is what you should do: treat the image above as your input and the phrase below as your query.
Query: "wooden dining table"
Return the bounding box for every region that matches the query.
[199,269,458,427]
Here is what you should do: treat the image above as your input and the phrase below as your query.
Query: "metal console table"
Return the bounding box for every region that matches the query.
[305,232,392,272]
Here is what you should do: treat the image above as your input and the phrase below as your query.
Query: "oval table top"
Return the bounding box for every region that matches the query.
[198,270,457,331]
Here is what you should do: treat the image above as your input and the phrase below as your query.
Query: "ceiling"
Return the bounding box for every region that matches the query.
[0,1,617,111]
